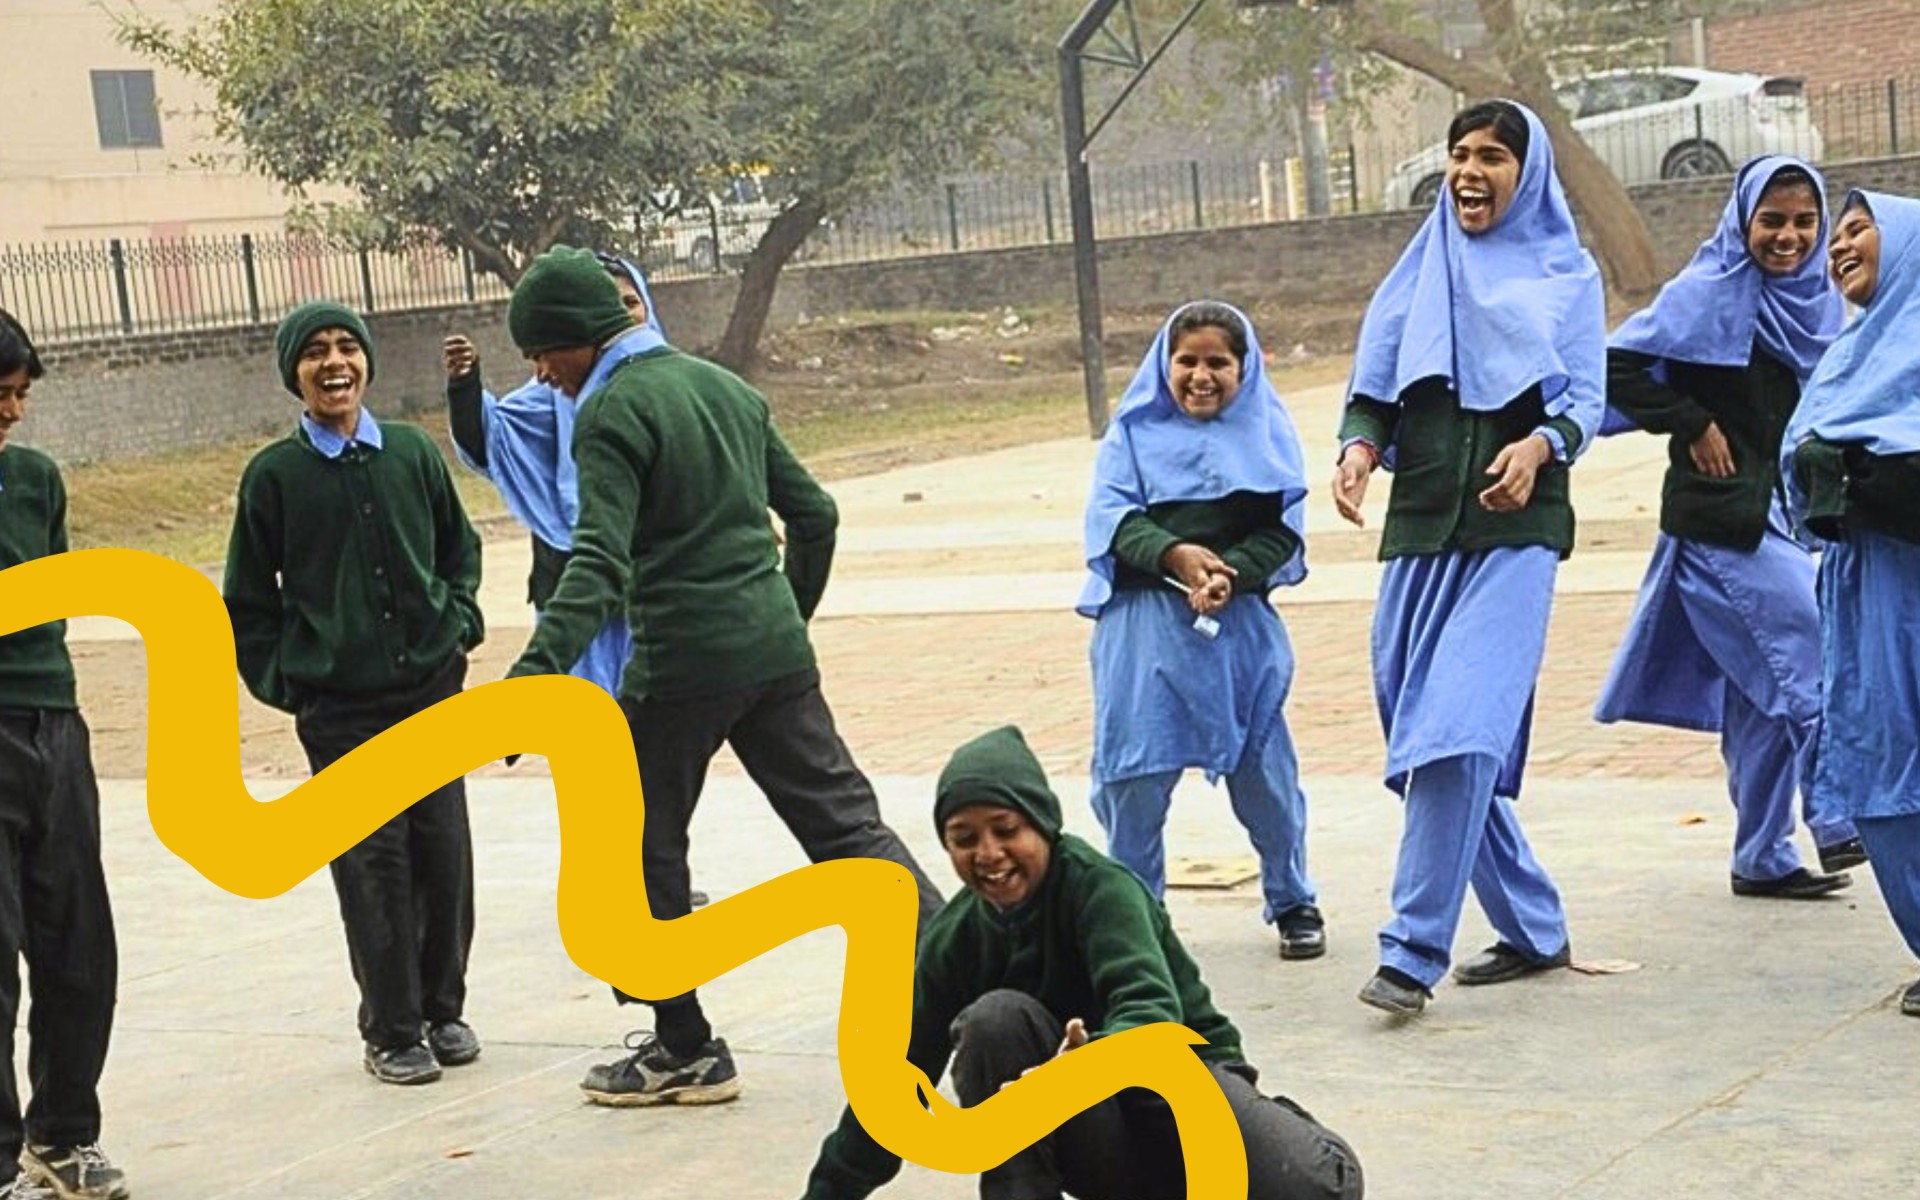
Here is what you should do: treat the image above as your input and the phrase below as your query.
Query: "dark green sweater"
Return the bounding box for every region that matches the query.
[1607,345,1800,551]
[1339,379,1581,560]
[1792,438,1920,546]
[807,726,1243,1200]
[0,445,76,710]
[1109,491,1300,593]
[223,421,483,712]
[509,347,835,701]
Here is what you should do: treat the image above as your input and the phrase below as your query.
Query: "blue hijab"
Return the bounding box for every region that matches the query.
[1076,301,1309,618]
[464,255,666,549]
[1347,101,1605,443]
[1611,155,1841,383]
[1785,190,1920,468]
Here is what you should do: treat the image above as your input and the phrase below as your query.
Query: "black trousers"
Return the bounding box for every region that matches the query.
[0,708,116,1171]
[949,991,1364,1200]
[615,667,944,1008]
[294,657,475,1050]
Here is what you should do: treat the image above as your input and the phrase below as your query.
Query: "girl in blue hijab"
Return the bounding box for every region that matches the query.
[1784,189,1920,1022]
[443,252,664,697]
[1596,156,1860,899]
[1332,100,1605,1016]
[1077,300,1324,959]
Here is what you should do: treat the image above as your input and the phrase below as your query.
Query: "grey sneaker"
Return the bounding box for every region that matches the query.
[364,1041,443,1085]
[580,1032,742,1107]
[0,1174,56,1200]
[19,1143,127,1200]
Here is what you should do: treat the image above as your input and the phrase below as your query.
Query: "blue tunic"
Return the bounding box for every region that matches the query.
[1373,545,1556,798]
[1814,531,1920,820]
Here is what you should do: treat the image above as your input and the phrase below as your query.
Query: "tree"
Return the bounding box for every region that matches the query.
[116,0,768,285]
[702,0,1072,372]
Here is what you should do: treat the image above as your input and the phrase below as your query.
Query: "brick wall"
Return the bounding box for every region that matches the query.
[23,151,1920,464]
[1706,0,1920,91]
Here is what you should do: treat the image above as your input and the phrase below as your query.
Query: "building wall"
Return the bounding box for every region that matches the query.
[1705,0,1920,91]
[0,0,308,244]
[24,153,1920,465]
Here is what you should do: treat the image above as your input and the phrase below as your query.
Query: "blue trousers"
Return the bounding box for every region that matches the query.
[1091,716,1315,923]
[1670,539,1856,874]
[1855,813,1920,963]
[1379,752,1568,990]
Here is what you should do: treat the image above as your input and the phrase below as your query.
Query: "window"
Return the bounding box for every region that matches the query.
[91,70,162,149]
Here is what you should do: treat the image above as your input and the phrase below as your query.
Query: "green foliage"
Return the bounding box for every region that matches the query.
[116,0,770,281]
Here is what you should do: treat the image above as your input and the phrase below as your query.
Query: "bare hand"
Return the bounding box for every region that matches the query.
[1689,422,1735,478]
[1003,1018,1090,1090]
[1478,435,1553,513]
[1332,444,1376,528]
[1192,571,1233,616]
[443,334,478,379]
[1162,543,1235,593]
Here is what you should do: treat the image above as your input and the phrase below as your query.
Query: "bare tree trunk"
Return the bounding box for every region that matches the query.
[1345,0,1663,301]
[712,196,831,376]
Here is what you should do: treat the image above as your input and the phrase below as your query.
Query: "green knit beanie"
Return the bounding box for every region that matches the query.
[934,726,1064,843]
[508,244,633,354]
[274,301,375,397]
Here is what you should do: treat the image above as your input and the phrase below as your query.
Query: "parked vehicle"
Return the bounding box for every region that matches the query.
[1382,67,1824,209]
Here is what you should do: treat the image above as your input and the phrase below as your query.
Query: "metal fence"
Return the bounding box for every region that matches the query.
[6,71,1916,347]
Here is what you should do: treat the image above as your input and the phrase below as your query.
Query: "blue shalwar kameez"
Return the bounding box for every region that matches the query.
[1784,189,1920,982]
[1598,157,1855,877]
[451,257,664,696]
[1345,103,1606,990]
[1078,303,1316,923]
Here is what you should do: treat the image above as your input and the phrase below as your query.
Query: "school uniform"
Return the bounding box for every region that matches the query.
[224,408,483,1053]
[1078,303,1317,929]
[1341,102,1605,995]
[1783,188,1920,993]
[804,727,1363,1200]
[1598,156,1857,881]
[0,441,117,1178]
[504,248,942,1077]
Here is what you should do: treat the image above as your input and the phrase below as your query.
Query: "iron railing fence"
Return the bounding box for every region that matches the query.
[7,73,1916,347]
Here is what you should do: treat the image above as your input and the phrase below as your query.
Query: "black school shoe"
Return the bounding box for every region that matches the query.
[19,1144,129,1200]
[580,1032,742,1107]
[1902,979,1920,1018]
[1730,867,1852,900]
[1357,966,1430,1016]
[429,1019,481,1066]
[1818,838,1869,873]
[1452,941,1572,986]
[1276,905,1327,960]
[364,1041,443,1085]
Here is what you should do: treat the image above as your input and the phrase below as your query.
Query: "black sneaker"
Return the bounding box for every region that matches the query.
[0,1174,56,1200]
[580,1032,742,1107]
[364,1041,443,1085]
[428,1020,481,1067]
[1275,904,1327,960]
[19,1143,127,1200]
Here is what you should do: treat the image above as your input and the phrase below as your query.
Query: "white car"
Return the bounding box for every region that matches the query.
[1382,68,1824,209]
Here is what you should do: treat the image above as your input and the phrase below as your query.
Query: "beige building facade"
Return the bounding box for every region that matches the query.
[0,0,309,245]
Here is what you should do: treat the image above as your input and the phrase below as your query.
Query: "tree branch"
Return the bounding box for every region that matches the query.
[1345,2,1509,97]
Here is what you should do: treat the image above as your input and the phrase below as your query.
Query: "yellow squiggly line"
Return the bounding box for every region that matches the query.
[3,548,1248,1193]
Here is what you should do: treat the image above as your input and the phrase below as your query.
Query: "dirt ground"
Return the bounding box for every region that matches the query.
[62,299,1377,779]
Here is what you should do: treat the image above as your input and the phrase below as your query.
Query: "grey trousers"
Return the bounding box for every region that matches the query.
[949,990,1364,1200]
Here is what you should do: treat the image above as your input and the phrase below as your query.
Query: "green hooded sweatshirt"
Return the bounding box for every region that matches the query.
[804,725,1245,1200]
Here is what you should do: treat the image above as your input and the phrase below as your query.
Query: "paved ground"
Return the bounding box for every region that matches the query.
[64,382,1920,1197]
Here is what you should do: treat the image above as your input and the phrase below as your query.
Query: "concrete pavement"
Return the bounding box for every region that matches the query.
[78,381,1920,1197]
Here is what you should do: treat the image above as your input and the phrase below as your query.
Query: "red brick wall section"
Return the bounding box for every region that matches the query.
[1707,0,1920,91]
